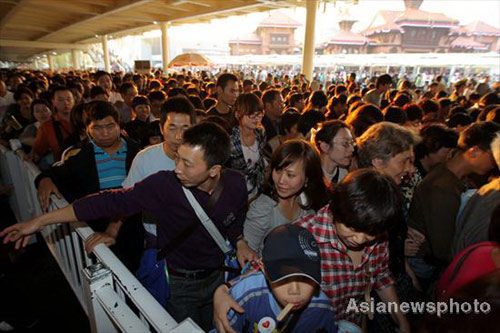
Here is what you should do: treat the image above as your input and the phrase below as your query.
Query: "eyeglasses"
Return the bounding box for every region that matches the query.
[247,111,265,120]
[333,140,356,149]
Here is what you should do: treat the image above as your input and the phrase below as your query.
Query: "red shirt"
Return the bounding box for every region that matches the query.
[33,114,73,161]
[296,205,394,325]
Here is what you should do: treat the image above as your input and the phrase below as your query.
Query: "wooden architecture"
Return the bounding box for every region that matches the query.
[322,19,370,54]
[0,0,303,63]
[363,0,459,53]
[229,11,301,55]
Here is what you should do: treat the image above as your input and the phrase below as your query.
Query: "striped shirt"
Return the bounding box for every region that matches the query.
[295,205,394,325]
[225,271,336,333]
[93,138,128,190]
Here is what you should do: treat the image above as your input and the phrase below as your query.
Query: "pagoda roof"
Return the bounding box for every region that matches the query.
[258,11,301,28]
[364,8,459,36]
[450,36,488,50]
[326,30,369,45]
[451,20,500,36]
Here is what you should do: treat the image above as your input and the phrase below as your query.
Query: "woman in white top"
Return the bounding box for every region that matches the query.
[243,139,331,254]
[313,120,355,184]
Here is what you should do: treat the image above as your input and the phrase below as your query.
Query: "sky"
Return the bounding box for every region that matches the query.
[151,0,500,53]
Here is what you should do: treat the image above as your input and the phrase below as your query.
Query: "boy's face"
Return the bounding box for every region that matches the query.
[335,222,377,250]
[269,276,317,311]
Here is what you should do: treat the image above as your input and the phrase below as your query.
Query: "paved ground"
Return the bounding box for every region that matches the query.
[0,195,89,332]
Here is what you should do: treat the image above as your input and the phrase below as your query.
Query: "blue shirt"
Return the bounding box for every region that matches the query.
[226,272,336,333]
[92,138,127,190]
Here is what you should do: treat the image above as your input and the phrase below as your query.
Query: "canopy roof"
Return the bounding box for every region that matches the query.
[0,0,301,61]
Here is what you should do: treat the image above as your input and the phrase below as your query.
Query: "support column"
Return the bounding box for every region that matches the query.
[101,35,110,72]
[301,0,318,81]
[48,53,56,71]
[72,49,80,70]
[160,22,170,71]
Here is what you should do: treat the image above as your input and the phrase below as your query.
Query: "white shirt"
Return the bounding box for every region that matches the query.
[109,91,123,104]
[0,90,14,107]
[122,143,175,236]
[242,140,260,195]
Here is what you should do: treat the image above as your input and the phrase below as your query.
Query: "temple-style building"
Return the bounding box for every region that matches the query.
[229,11,301,55]
[448,20,500,53]
[363,0,459,53]
[322,19,370,54]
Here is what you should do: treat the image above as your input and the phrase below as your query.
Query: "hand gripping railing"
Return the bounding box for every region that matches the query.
[0,145,203,333]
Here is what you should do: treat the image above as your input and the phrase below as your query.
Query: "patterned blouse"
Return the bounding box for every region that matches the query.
[227,126,267,195]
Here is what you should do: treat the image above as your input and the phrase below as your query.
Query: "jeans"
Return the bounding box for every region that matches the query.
[166,269,224,331]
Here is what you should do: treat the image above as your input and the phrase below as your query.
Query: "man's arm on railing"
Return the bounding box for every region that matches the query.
[1,204,77,249]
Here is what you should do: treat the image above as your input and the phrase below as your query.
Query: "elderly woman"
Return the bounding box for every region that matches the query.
[227,93,267,197]
[356,121,424,331]
[243,139,330,254]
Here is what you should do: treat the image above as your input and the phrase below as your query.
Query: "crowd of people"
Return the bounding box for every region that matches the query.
[0,66,499,332]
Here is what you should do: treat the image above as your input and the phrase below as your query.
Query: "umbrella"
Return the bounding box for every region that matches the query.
[168,53,212,67]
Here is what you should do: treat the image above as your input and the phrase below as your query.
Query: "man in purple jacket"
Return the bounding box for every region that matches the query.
[1,122,256,331]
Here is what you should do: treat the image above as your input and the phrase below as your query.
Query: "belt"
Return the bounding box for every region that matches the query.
[167,267,217,280]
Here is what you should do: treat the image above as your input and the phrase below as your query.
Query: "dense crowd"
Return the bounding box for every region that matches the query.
[0,66,499,332]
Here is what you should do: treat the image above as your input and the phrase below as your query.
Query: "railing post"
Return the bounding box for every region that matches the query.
[82,263,117,333]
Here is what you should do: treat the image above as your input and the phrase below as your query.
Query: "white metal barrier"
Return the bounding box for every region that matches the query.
[0,144,203,333]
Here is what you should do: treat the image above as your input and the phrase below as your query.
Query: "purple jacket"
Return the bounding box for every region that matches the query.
[73,170,248,270]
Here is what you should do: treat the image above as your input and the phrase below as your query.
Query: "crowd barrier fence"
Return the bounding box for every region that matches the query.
[0,144,202,333]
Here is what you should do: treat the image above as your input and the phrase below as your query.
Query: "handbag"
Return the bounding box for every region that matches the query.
[135,248,170,307]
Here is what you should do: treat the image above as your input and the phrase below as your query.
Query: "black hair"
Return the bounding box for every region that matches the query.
[329,169,401,236]
[30,98,52,118]
[335,85,347,96]
[404,104,423,122]
[458,121,500,151]
[188,95,205,111]
[375,74,392,89]
[131,95,150,110]
[383,106,407,125]
[297,110,326,136]
[159,96,196,127]
[147,90,166,102]
[415,123,458,159]
[203,97,217,110]
[90,86,107,99]
[14,87,34,101]
[262,89,280,106]
[85,101,120,126]
[182,122,230,168]
[119,82,136,95]
[202,115,232,135]
[447,113,472,129]
[49,85,72,101]
[281,109,301,133]
[95,71,111,82]
[167,87,188,98]
[287,92,303,108]
[216,73,238,90]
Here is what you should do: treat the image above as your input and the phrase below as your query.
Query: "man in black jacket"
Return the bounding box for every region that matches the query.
[34,101,143,270]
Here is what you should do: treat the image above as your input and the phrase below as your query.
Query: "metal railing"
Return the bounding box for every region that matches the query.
[0,145,203,333]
